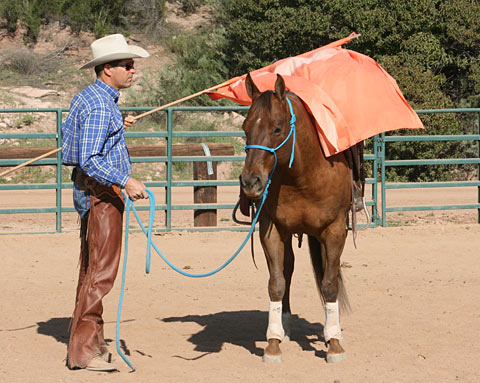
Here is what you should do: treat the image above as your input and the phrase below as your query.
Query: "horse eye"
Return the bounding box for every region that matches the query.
[273,127,282,135]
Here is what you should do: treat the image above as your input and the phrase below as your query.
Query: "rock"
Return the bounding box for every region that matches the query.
[11,87,59,98]
[230,111,245,125]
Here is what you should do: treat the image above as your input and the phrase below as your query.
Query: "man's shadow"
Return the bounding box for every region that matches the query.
[161,310,326,360]
[35,317,128,354]
[37,317,70,344]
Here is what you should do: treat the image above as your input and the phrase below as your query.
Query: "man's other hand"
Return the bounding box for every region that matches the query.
[125,178,148,201]
[124,115,136,128]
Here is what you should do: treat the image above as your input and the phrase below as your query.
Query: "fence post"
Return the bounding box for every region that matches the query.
[194,143,217,226]
[372,135,381,226]
[478,112,480,224]
[166,108,173,231]
[56,109,63,233]
[380,133,387,227]
[193,162,217,226]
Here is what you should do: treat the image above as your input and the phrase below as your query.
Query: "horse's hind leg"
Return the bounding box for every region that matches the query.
[259,219,292,363]
[280,235,294,342]
[309,221,348,363]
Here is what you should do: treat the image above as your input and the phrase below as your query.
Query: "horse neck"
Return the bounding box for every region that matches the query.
[286,101,328,175]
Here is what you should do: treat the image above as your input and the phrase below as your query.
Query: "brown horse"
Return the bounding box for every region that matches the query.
[240,73,352,363]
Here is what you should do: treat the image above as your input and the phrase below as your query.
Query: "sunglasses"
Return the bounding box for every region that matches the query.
[113,62,135,71]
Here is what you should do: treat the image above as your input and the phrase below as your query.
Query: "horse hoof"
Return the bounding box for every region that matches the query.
[262,353,283,363]
[326,352,346,364]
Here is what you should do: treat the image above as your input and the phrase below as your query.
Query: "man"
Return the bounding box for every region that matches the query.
[62,34,150,371]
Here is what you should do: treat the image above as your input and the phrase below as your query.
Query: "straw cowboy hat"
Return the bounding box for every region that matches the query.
[79,34,149,70]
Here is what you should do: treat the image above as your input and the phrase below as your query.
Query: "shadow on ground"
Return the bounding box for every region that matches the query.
[36,317,139,357]
[37,317,70,344]
[161,310,326,360]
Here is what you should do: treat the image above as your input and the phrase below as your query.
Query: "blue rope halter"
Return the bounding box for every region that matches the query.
[244,95,296,171]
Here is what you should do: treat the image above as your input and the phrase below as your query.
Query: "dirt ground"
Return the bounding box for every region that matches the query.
[1,187,479,382]
[2,7,479,382]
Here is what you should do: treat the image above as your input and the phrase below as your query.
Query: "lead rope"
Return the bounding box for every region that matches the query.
[116,186,268,371]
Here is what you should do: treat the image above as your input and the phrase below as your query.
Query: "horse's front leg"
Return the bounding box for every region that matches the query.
[259,217,290,363]
[320,218,349,363]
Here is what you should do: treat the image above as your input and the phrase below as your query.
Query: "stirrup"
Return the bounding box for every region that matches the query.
[357,197,371,230]
[353,197,364,212]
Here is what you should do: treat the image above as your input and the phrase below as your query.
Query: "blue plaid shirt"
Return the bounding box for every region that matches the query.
[62,80,131,187]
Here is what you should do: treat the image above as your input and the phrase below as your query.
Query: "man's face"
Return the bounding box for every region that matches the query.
[107,59,136,90]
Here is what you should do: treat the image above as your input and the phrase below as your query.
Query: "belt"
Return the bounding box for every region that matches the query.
[74,167,123,199]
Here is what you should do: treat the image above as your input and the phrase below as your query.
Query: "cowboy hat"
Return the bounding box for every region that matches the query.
[79,34,149,70]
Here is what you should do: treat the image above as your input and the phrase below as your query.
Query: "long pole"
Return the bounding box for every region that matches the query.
[0,147,62,177]
[0,81,231,178]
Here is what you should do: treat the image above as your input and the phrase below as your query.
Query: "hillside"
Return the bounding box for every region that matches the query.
[0,3,246,184]
[0,2,216,121]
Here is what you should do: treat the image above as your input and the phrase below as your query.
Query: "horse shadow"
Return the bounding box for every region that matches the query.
[161,310,326,360]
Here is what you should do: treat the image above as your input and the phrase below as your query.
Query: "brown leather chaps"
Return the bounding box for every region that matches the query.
[67,171,124,369]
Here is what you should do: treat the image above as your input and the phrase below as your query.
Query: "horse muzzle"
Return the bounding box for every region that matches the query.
[239,173,267,199]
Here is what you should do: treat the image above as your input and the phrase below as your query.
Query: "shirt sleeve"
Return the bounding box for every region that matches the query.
[78,105,130,187]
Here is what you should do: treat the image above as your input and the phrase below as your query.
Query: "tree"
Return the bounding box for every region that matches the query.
[219,0,480,180]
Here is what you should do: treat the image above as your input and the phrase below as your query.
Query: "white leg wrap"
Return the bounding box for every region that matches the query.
[324,301,343,343]
[282,312,292,341]
[266,301,285,341]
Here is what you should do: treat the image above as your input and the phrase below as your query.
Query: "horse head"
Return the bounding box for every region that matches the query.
[239,74,295,199]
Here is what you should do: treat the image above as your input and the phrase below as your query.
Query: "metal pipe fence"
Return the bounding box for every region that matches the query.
[0,106,479,233]
[379,109,480,226]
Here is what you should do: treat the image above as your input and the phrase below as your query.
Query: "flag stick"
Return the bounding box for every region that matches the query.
[0,81,230,178]
[0,147,62,177]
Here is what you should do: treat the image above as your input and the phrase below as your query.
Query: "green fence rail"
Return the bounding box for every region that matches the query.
[1,107,479,233]
[379,108,480,226]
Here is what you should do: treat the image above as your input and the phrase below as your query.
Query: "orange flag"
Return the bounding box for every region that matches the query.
[208,33,424,157]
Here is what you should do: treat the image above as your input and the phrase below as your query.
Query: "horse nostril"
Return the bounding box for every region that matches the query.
[240,174,261,189]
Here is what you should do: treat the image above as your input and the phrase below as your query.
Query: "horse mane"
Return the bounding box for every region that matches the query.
[252,90,274,110]
[251,90,299,113]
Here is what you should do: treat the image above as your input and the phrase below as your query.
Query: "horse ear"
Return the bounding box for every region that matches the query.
[245,73,260,100]
[274,74,286,100]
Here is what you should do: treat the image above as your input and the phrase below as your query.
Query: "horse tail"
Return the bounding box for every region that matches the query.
[307,235,351,314]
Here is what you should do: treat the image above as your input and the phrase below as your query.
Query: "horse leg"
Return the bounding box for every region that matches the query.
[309,220,348,363]
[322,221,349,363]
[259,218,288,363]
[282,236,294,342]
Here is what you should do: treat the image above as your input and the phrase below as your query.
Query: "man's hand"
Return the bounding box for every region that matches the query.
[124,115,136,128]
[125,177,148,201]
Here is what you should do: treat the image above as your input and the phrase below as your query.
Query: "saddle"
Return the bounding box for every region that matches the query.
[345,141,366,213]
[345,141,370,246]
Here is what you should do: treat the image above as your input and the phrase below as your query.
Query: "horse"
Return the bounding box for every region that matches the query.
[239,73,352,363]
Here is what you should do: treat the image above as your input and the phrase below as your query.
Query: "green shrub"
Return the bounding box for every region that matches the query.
[178,0,205,15]
[126,0,165,37]
[2,48,63,76]
[0,1,21,32]
[3,49,38,74]
[22,0,42,42]
[128,29,231,109]
[0,0,166,40]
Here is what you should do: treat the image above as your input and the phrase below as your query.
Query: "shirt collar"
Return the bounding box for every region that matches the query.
[94,79,120,103]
